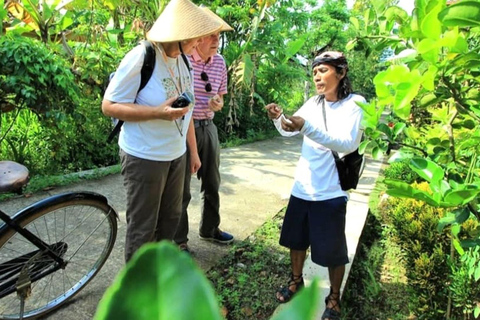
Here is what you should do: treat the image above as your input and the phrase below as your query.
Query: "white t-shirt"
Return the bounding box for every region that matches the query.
[273,94,365,201]
[104,43,194,161]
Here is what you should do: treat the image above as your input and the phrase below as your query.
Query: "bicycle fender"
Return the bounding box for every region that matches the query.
[6,192,119,224]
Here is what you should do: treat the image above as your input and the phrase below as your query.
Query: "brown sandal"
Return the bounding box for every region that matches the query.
[275,273,304,303]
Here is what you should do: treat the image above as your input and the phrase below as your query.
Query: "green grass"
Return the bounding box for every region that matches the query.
[206,210,291,320]
[341,167,411,320]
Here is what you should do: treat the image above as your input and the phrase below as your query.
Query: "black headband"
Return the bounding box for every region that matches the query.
[311,55,348,70]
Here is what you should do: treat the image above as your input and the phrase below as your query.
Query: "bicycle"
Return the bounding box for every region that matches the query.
[0,161,118,319]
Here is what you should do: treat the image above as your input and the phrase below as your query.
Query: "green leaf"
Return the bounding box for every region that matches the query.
[443,187,480,206]
[346,39,357,51]
[385,179,440,207]
[235,54,254,88]
[438,213,456,231]
[270,278,320,320]
[422,65,437,91]
[358,140,370,154]
[419,93,438,107]
[284,36,306,63]
[417,39,439,63]
[475,266,480,281]
[349,17,359,31]
[377,122,392,138]
[392,122,406,137]
[372,145,383,159]
[94,242,222,320]
[58,11,74,30]
[452,238,465,255]
[438,1,480,28]
[409,157,444,183]
[439,28,468,53]
[384,6,408,24]
[461,239,480,248]
[390,68,422,119]
[420,1,443,39]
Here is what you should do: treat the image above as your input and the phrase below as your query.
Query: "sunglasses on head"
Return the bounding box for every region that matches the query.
[201,71,212,92]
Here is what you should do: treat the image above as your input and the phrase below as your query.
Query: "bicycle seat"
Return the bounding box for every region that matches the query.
[0,161,30,194]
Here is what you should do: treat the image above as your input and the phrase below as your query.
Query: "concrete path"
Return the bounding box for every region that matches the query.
[0,135,382,319]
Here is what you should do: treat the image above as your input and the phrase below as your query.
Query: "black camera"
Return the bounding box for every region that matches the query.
[172,92,193,108]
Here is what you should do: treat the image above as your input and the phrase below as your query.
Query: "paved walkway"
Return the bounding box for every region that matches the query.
[0,136,382,319]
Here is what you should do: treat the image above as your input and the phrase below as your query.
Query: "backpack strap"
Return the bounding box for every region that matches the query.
[138,40,156,92]
[107,40,156,143]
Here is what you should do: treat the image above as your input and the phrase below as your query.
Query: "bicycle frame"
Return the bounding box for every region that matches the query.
[0,192,118,299]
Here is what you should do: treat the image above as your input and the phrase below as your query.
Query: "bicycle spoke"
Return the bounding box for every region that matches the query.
[55,206,98,245]
[66,216,109,263]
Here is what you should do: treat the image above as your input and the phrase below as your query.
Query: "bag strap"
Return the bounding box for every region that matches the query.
[180,52,191,71]
[320,97,340,160]
[107,40,156,143]
[321,97,328,132]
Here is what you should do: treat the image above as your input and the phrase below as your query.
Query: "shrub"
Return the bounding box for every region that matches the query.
[378,182,450,319]
[449,246,480,319]
[0,36,79,117]
[383,159,420,184]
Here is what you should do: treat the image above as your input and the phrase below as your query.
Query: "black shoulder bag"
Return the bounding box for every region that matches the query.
[321,98,365,191]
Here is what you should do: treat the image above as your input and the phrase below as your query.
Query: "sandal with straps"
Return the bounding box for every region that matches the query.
[321,287,341,320]
[275,273,304,303]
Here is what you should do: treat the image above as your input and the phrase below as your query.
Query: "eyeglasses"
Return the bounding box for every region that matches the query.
[201,71,212,92]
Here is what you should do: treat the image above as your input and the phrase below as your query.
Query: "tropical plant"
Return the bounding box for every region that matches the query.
[4,0,78,43]
[94,241,320,320]
[0,35,79,151]
[350,0,480,317]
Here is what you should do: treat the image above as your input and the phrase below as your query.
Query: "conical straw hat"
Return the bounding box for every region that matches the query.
[200,7,233,32]
[147,0,223,42]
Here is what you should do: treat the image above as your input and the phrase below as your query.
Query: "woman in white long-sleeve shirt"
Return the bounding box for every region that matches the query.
[265,51,365,320]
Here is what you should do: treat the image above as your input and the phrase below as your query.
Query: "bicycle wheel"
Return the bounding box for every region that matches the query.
[0,193,117,319]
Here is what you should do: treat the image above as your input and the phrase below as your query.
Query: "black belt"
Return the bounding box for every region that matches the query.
[194,119,213,128]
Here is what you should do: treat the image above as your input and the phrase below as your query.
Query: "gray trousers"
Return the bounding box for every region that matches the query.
[120,149,186,262]
[174,121,221,243]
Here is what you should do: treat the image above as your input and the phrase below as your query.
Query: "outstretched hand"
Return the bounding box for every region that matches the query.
[281,115,304,132]
[265,103,283,120]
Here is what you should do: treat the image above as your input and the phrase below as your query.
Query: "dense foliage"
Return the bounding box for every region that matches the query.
[348,0,480,317]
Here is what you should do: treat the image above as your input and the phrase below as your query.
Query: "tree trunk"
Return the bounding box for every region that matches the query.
[113,9,124,46]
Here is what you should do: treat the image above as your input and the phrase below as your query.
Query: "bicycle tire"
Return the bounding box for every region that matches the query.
[0,192,117,319]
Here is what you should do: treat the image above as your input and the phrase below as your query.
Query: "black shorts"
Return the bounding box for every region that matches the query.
[279,195,348,267]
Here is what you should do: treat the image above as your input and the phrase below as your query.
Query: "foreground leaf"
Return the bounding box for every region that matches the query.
[94,242,222,320]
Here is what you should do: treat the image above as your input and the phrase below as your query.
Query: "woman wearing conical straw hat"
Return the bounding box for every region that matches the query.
[102,0,222,262]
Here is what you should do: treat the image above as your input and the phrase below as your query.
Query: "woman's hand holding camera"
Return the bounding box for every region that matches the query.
[156,96,190,121]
